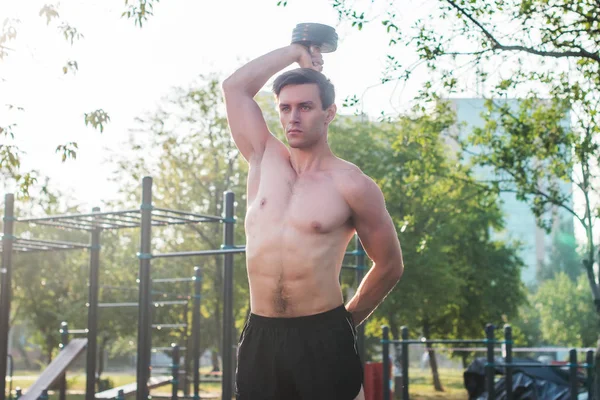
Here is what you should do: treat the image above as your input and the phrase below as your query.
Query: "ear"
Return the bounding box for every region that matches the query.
[325,104,337,125]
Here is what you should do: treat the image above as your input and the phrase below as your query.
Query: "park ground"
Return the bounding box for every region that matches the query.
[8,367,469,399]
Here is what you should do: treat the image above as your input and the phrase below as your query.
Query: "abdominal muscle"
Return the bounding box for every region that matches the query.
[245,220,353,317]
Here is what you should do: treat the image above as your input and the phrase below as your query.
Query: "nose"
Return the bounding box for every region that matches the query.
[290,107,300,122]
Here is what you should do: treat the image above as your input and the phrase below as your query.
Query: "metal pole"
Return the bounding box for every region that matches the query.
[401,326,409,400]
[180,300,189,398]
[171,344,179,400]
[136,177,153,400]
[192,266,202,400]
[485,324,495,400]
[569,349,578,400]
[59,322,69,400]
[382,326,390,400]
[86,207,101,400]
[354,236,366,364]
[504,325,513,400]
[6,355,12,400]
[0,194,15,400]
[586,350,594,398]
[221,191,235,400]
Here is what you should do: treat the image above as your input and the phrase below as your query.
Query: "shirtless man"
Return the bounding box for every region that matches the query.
[222,43,404,400]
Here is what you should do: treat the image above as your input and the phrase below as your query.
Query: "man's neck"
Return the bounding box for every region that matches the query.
[289,144,334,175]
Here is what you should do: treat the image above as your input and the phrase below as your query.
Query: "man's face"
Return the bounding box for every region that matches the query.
[277,83,334,149]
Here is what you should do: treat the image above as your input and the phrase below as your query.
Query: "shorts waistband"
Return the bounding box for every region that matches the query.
[248,304,350,328]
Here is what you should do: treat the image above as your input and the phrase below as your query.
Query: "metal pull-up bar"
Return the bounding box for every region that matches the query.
[152,246,246,259]
[0,177,245,400]
[134,177,243,400]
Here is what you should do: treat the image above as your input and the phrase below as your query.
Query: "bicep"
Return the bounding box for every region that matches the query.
[223,91,273,162]
[350,179,402,266]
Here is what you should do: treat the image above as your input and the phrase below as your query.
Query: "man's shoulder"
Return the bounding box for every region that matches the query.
[330,159,380,200]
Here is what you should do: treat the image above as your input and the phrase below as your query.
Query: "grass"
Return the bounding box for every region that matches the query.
[8,367,469,400]
[400,367,468,400]
[8,372,222,398]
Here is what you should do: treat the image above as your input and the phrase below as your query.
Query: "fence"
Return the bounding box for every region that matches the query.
[381,324,595,400]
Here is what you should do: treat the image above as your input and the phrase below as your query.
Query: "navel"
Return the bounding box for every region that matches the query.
[260,198,267,208]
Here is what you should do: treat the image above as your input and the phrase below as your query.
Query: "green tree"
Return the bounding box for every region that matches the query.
[537,217,581,283]
[534,272,597,348]
[329,104,525,390]
[300,0,600,389]
[311,0,599,307]
[318,0,599,313]
[509,293,543,347]
[10,197,90,365]
[110,73,249,373]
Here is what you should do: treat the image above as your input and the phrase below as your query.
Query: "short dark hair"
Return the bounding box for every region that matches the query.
[272,68,335,109]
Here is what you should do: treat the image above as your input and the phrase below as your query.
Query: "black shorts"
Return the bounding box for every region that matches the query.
[235,305,363,400]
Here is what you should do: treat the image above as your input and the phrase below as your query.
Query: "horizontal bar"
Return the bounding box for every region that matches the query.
[383,339,494,345]
[91,221,138,229]
[149,218,181,226]
[9,238,91,253]
[13,243,54,251]
[345,250,366,256]
[92,214,141,224]
[152,347,187,351]
[65,329,88,334]
[152,291,191,298]
[24,220,96,231]
[153,277,195,283]
[151,212,197,223]
[152,300,188,306]
[101,285,191,298]
[13,245,47,252]
[152,324,188,329]
[153,207,223,222]
[70,215,137,229]
[498,362,592,368]
[153,247,246,258]
[341,264,366,270]
[18,209,139,223]
[99,300,188,308]
[98,302,138,308]
[17,238,90,249]
[153,218,227,227]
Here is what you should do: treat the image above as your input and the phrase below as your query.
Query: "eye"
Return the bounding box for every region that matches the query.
[301,105,311,111]
[280,106,290,112]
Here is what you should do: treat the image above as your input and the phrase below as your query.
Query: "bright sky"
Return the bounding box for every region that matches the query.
[1,0,437,208]
[1,0,596,248]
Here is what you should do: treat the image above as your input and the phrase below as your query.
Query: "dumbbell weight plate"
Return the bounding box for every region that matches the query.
[291,23,338,53]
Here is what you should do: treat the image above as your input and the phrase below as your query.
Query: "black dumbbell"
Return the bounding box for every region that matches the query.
[291,23,338,53]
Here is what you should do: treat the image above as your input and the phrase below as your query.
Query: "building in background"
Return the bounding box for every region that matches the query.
[448,98,575,286]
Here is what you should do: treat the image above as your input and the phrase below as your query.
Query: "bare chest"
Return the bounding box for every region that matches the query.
[246,158,351,235]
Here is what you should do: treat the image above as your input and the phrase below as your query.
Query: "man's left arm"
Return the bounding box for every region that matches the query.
[344,173,404,326]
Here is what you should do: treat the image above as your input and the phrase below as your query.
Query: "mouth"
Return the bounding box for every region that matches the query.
[288,129,302,134]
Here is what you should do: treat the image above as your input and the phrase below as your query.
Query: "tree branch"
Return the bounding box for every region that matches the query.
[444,0,600,62]
[445,171,585,227]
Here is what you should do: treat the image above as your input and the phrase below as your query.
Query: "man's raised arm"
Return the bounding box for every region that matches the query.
[222,44,319,162]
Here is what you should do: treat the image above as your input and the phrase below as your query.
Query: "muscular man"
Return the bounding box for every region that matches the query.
[222,42,404,400]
